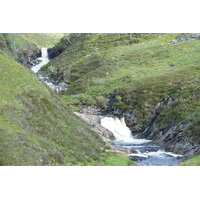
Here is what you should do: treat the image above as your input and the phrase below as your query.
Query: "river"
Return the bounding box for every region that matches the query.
[31,47,65,93]
[101,116,184,166]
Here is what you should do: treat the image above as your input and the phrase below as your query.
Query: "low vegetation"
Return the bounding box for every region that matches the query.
[180,152,200,166]
[1,33,199,165]
[39,33,200,162]
[0,33,64,67]
[19,33,65,47]
[0,53,131,166]
[0,33,39,62]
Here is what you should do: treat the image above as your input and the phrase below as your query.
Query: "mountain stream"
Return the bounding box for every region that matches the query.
[101,116,184,166]
[31,47,65,93]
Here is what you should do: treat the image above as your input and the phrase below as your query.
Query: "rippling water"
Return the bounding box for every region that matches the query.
[101,116,184,166]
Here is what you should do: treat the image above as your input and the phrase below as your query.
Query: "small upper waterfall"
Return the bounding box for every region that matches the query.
[41,47,48,59]
[31,47,66,93]
[31,47,49,73]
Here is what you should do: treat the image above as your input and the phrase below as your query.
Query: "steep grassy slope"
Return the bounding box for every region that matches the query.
[40,33,156,84]
[0,33,40,67]
[0,54,132,166]
[39,33,200,158]
[19,33,65,47]
[0,33,64,68]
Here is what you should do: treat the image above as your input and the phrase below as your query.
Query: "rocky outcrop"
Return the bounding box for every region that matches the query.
[0,34,41,69]
[169,33,200,44]
[17,45,40,69]
[136,120,200,158]
[73,107,133,155]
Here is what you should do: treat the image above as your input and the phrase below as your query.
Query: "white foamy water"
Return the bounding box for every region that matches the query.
[31,47,49,73]
[100,116,150,144]
[143,150,183,158]
[100,115,184,166]
[31,48,65,93]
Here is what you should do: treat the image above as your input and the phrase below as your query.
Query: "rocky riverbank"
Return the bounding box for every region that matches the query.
[73,107,134,156]
[74,105,200,161]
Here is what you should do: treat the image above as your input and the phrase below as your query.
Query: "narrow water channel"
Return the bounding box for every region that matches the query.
[31,47,49,73]
[31,47,65,93]
[100,116,184,166]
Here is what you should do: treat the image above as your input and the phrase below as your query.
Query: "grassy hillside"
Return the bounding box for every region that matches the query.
[0,54,132,166]
[39,34,199,123]
[0,33,39,63]
[180,153,200,166]
[39,33,200,159]
[0,33,64,68]
[19,33,65,47]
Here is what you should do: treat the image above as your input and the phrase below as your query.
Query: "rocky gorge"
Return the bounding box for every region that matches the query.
[1,33,199,166]
[37,33,200,165]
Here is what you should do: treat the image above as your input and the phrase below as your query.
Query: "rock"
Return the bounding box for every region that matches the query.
[129,153,148,161]
[169,40,178,45]
[176,34,188,42]
[169,33,200,45]
[73,109,133,155]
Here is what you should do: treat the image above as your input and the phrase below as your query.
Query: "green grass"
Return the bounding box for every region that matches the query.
[38,33,200,159]
[179,152,200,166]
[87,152,134,166]
[19,33,65,47]
[2,33,199,165]
[0,33,64,64]
[0,33,35,60]
[0,54,132,166]
[53,35,199,130]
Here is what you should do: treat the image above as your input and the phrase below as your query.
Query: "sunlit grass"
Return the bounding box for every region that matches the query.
[0,54,132,166]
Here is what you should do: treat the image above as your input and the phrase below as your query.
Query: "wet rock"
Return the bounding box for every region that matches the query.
[73,109,133,155]
[16,45,41,69]
[136,120,200,157]
[129,154,148,161]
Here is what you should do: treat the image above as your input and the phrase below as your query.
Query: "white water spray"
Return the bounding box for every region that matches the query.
[31,47,49,73]
[100,116,183,165]
[100,116,150,143]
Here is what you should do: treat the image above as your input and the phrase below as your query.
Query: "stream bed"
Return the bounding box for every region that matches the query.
[101,115,184,166]
[31,47,65,93]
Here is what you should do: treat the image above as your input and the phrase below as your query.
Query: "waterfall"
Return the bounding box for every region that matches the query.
[31,47,66,93]
[100,115,184,166]
[41,47,48,59]
[100,116,150,143]
[101,116,133,142]
[31,47,49,73]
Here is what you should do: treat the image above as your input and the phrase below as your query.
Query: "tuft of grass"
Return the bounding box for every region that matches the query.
[87,152,134,166]
[179,152,200,166]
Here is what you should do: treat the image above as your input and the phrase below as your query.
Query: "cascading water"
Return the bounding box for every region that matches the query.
[101,116,150,144]
[31,47,49,73]
[100,116,184,166]
[31,47,65,93]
